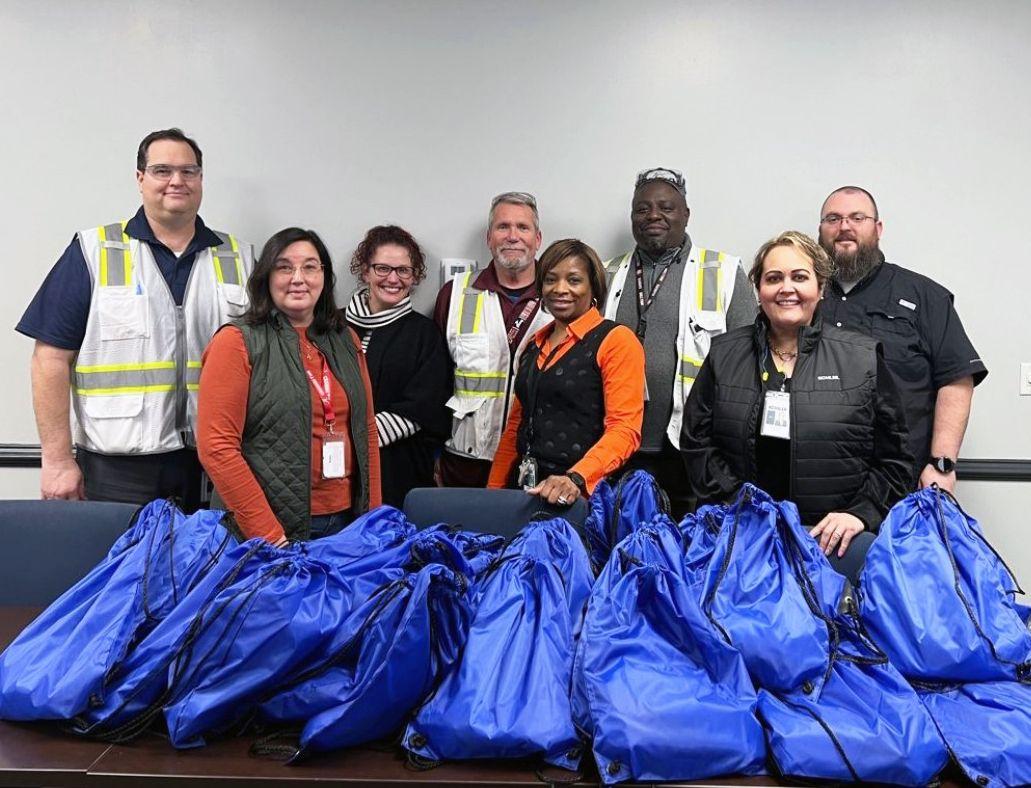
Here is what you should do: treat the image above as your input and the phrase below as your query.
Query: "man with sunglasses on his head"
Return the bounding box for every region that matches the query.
[17,128,254,508]
[816,185,987,493]
[602,167,756,518]
[433,191,552,488]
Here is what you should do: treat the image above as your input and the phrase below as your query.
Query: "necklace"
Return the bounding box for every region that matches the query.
[770,344,798,362]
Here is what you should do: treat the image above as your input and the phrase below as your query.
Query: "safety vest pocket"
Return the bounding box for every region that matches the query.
[453,333,490,371]
[446,395,492,457]
[98,288,150,341]
[80,391,144,419]
[218,283,248,306]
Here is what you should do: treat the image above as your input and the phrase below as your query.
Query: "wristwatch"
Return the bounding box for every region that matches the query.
[564,471,587,495]
[930,456,956,474]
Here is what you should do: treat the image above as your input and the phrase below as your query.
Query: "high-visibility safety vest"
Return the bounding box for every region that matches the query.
[444,270,551,460]
[72,221,253,454]
[603,246,741,449]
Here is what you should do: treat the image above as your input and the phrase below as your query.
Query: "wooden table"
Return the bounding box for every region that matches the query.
[0,607,973,787]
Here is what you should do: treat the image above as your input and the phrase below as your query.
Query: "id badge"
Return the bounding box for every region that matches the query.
[517,456,538,490]
[760,391,791,440]
[322,433,347,479]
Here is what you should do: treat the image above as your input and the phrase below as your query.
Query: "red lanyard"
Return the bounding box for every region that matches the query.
[305,355,336,434]
[507,297,540,347]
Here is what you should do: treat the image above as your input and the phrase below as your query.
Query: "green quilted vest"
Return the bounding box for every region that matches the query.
[235,314,371,540]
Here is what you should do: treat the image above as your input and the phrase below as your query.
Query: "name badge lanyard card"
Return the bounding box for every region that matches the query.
[759,346,791,440]
[634,257,672,340]
[306,355,347,479]
[516,341,565,490]
[507,297,541,348]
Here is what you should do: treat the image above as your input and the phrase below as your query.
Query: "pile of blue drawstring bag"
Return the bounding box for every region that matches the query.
[1,476,1029,786]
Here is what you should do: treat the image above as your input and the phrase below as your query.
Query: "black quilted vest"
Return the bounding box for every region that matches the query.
[515,320,618,477]
[235,314,371,540]
[706,317,879,525]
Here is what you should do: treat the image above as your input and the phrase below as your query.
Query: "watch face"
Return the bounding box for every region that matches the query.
[935,457,955,473]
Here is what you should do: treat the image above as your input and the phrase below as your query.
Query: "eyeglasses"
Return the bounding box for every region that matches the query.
[635,167,686,194]
[368,263,415,281]
[820,213,875,227]
[143,164,203,181]
[273,262,324,278]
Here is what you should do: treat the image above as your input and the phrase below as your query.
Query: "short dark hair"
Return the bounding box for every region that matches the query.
[136,128,203,171]
[243,227,344,333]
[535,238,607,307]
[349,225,427,285]
[821,185,879,220]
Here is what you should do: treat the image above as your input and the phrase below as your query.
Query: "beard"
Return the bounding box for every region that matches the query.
[822,237,884,283]
[494,249,533,272]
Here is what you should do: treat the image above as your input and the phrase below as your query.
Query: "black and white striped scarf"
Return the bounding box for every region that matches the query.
[344,287,419,447]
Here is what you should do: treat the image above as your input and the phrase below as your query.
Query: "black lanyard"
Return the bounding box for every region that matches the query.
[522,340,567,451]
[634,255,673,339]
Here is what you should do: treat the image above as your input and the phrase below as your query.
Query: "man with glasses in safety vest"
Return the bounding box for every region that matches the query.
[816,185,987,493]
[433,191,552,488]
[17,128,254,509]
[602,167,756,518]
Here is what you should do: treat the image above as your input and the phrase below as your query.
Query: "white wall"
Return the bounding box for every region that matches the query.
[0,0,1027,565]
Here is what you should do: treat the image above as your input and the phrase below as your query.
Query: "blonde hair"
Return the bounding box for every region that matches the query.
[749,230,836,290]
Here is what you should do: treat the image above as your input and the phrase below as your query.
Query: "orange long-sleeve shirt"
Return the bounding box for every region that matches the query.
[488,308,644,495]
[197,325,381,543]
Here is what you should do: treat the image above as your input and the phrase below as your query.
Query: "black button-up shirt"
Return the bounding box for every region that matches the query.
[818,262,987,468]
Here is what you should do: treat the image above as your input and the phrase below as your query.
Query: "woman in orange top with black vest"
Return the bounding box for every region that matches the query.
[488,239,645,505]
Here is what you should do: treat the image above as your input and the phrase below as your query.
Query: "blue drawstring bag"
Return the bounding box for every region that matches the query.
[295,505,414,569]
[0,500,232,721]
[753,491,948,786]
[403,517,593,769]
[758,655,948,786]
[577,520,766,784]
[696,485,832,693]
[681,502,727,587]
[920,681,1031,788]
[265,563,472,759]
[160,548,357,748]
[582,471,669,572]
[860,486,1031,683]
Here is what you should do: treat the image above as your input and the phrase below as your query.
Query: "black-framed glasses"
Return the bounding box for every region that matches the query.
[368,263,415,281]
[143,164,202,181]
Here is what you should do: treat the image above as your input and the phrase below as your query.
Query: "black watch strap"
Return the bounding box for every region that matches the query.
[930,456,956,474]
[564,471,587,494]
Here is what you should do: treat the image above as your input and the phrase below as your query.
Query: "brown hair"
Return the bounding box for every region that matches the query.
[535,239,607,306]
[349,225,427,285]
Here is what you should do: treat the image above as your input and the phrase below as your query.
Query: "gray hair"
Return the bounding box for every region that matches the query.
[488,191,539,231]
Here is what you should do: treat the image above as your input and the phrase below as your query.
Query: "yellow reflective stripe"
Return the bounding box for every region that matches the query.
[75,385,175,396]
[679,354,704,382]
[98,224,109,287]
[120,221,131,285]
[186,384,200,391]
[230,235,243,284]
[696,248,723,312]
[98,223,132,287]
[187,361,202,368]
[74,361,175,373]
[472,292,484,333]
[455,390,505,398]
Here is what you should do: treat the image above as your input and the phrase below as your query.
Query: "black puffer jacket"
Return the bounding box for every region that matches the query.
[680,315,914,529]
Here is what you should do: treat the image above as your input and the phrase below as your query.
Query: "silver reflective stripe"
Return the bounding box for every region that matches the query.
[459,288,481,334]
[700,249,721,312]
[186,362,202,389]
[103,223,128,287]
[74,364,176,393]
[679,357,702,381]
[454,372,505,395]
[212,231,241,285]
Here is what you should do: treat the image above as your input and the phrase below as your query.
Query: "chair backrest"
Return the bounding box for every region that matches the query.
[0,500,140,605]
[402,488,588,539]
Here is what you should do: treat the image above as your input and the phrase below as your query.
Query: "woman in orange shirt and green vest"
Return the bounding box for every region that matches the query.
[488,239,645,505]
[197,227,381,544]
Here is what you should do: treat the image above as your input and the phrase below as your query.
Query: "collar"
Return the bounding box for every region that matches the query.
[473,261,538,297]
[752,311,823,356]
[533,306,603,346]
[125,206,222,255]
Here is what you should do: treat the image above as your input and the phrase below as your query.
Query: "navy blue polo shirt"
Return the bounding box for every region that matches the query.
[16,207,223,351]
[818,261,988,467]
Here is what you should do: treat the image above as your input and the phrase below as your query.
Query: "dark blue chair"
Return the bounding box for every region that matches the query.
[402,487,588,539]
[0,499,140,605]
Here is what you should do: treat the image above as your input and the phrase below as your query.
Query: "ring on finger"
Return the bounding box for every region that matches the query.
[557,495,568,504]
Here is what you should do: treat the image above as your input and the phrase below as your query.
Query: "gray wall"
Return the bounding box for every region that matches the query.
[1,0,1028,566]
